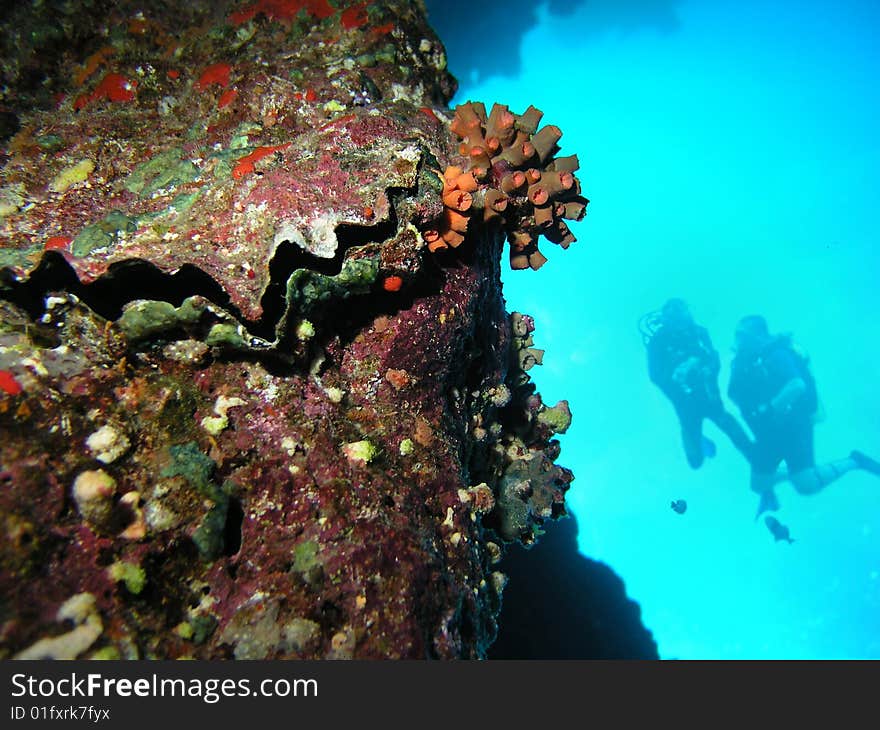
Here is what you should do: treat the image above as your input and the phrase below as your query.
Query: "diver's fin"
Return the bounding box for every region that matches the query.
[754,489,779,521]
[851,450,880,476]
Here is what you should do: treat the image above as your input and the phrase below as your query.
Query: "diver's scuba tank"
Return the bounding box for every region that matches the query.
[788,338,823,423]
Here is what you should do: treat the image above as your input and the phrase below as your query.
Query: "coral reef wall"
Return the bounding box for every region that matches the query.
[0,0,644,659]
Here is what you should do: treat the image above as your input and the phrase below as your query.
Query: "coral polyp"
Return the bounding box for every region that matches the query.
[423,102,589,270]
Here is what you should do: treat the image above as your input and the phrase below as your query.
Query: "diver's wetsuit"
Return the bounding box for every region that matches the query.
[728,328,880,519]
[728,337,816,474]
[648,322,753,468]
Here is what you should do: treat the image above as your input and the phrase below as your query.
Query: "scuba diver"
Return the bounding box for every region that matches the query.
[727,314,880,519]
[641,299,754,469]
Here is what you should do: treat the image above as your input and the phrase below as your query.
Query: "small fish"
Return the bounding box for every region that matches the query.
[765,515,794,543]
[671,499,687,514]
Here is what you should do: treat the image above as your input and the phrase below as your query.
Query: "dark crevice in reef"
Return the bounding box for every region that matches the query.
[302,254,448,361]
[223,497,244,557]
[268,271,446,380]
[0,251,239,324]
[256,196,401,341]
[335,216,400,254]
[0,185,419,349]
[287,218,497,371]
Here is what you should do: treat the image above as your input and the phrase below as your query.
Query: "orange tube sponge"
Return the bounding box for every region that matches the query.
[452,170,479,192]
[515,105,544,135]
[486,103,517,148]
[422,101,589,269]
[500,171,526,194]
[483,189,508,222]
[532,205,556,228]
[545,220,576,248]
[561,200,587,221]
[530,125,562,163]
[527,171,574,206]
[496,132,536,167]
[443,189,473,212]
[549,154,579,173]
[441,229,466,248]
[527,249,548,271]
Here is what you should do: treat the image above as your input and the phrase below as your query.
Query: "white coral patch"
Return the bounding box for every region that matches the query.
[86,425,130,464]
[201,395,246,435]
[13,593,103,660]
[274,213,340,259]
[307,213,341,258]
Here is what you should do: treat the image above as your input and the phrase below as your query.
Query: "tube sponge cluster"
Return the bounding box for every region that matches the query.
[423,102,589,270]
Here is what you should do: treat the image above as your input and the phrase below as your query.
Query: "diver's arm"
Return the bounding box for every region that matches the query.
[697,327,721,373]
[761,348,808,416]
[765,377,807,416]
[708,346,721,374]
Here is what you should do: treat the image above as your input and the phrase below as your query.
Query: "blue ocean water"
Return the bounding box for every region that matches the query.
[425,0,880,659]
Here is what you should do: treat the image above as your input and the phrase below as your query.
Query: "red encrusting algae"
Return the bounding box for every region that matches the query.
[44,236,72,251]
[382,275,403,292]
[195,63,233,91]
[218,89,238,109]
[228,0,336,26]
[371,22,395,37]
[0,370,23,396]
[340,3,368,30]
[231,143,291,179]
[73,73,138,110]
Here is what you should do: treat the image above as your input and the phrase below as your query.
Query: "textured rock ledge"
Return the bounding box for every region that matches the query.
[1,0,579,659]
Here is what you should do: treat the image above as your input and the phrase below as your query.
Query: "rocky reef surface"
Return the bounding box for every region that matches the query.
[0,0,636,659]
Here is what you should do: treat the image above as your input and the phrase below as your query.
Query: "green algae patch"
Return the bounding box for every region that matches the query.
[230,123,263,149]
[295,319,315,341]
[207,123,265,179]
[160,442,233,560]
[107,561,147,594]
[292,540,320,575]
[162,441,215,493]
[72,210,137,256]
[286,255,379,313]
[205,323,248,349]
[189,614,218,644]
[49,159,95,194]
[0,245,40,270]
[169,190,202,216]
[88,646,121,660]
[537,400,572,434]
[0,183,27,218]
[341,439,376,465]
[117,298,205,342]
[118,301,179,339]
[36,134,64,152]
[124,148,200,197]
[192,499,230,560]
